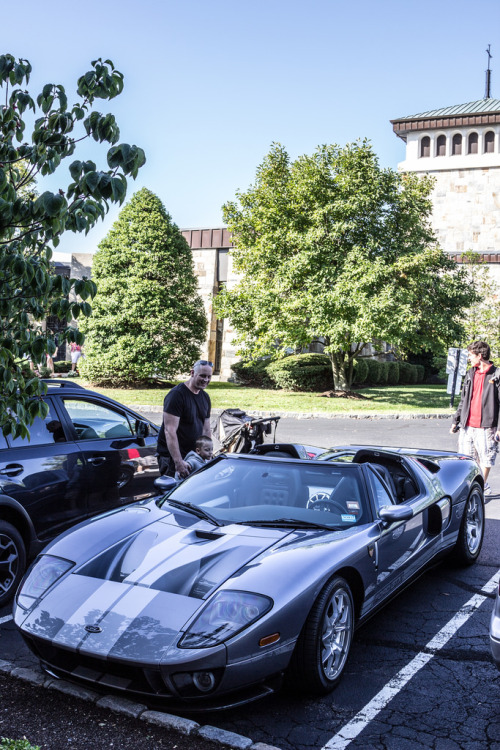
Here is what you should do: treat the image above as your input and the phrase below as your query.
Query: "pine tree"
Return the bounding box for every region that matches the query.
[80,188,207,385]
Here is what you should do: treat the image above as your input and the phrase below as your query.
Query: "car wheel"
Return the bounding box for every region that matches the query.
[0,521,26,607]
[288,575,354,695]
[453,483,485,565]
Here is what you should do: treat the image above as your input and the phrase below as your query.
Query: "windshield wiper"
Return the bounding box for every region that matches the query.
[165,499,223,527]
[235,517,338,531]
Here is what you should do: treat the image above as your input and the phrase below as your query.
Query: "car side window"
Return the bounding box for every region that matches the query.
[0,432,8,450]
[7,402,66,448]
[367,467,395,512]
[62,399,134,440]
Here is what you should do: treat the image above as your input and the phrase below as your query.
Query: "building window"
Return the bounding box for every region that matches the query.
[452,134,462,155]
[436,135,446,156]
[468,132,478,154]
[420,136,430,158]
[485,130,495,153]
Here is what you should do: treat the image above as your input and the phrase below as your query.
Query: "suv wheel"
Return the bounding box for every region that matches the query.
[0,521,26,607]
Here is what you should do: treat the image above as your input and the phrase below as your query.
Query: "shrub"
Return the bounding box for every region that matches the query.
[266,354,333,392]
[38,366,52,379]
[387,361,400,384]
[54,360,72,374]
[432,355,448,380]
[230,359,274,387]
[415,364,425,383]
[378,361,389,384]
[399,361,418,384]
[1,739,40,750]
[365,358,382,384]
[352,358,369,384]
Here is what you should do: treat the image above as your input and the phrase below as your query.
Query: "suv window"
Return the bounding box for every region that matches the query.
[7,401,65,448]
[63,398,134,440]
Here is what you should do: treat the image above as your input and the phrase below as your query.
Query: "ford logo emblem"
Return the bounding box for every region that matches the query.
[85,624,102,634]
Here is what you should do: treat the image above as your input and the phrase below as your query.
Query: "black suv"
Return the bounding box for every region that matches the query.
[0,380,160,606]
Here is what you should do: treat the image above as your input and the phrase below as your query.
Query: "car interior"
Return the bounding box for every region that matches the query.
[351,449,419,502]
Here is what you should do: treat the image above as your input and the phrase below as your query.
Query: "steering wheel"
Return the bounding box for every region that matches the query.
[307,492,346,514]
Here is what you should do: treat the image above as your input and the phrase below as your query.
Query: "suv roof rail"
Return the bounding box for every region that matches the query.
[41,379,85,390]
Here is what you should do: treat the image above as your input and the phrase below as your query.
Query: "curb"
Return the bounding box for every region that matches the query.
[129,405,453,421]
[0,659,281,750]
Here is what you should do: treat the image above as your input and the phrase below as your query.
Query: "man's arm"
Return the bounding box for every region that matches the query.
[163,412,190,478]
[202,417,211,438]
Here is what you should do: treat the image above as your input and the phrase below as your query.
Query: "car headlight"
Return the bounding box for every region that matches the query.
[16,555,74,610]
[178,590,272,649]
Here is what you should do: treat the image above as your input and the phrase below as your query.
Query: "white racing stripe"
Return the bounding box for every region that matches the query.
[0,615,13,624]
[322,570,500,750]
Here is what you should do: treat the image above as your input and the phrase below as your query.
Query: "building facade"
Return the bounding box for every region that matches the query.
[391,97,500,280]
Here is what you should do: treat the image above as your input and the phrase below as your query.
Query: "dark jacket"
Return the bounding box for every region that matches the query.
[452,363,500,430]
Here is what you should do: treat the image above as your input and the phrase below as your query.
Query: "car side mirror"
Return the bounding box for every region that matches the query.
[135,419,150,439]
[379,505,413,526]
[154,475,179,494]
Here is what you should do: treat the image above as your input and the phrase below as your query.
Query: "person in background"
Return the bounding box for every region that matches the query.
[70,341,83,372]
[157,360,213,477]
[174,435,213,480]
[450,340,500,495]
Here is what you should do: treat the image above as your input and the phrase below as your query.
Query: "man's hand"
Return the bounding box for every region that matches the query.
[450,424,459,434]
[175,459,191,478]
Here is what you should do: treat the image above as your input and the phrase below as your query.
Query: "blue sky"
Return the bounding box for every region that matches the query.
[3,0,500,254]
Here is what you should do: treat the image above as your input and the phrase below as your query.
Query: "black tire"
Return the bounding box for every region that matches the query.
[0,521,26,607]
[288,576,355,695]
[453,483,485,565]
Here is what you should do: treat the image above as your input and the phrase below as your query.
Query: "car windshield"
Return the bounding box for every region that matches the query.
[159,456,370,529]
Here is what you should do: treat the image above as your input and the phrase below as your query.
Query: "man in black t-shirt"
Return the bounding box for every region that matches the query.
[157,360,213,477]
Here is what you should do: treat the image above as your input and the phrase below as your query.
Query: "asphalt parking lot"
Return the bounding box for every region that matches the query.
[1,415,499,750]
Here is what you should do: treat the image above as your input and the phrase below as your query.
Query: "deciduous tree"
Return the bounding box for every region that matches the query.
[80,188,207,385]
[215,141,477,390]
[0,54,145,437]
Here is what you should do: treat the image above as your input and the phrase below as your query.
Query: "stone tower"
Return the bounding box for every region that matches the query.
[391,98,500,278]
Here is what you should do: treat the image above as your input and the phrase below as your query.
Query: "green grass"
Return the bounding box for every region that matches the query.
[77,379,454,415]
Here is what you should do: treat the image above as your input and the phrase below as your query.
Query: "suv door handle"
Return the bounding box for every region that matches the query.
[0,464,24,477]
[88,457,106,466]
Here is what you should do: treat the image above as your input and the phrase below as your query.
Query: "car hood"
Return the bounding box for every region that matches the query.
[15,507,293,663]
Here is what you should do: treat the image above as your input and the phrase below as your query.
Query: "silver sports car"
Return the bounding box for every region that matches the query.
[14,446,484,710]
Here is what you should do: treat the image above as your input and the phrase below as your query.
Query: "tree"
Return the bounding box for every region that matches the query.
[0,54,145,437]
[460,251,500,358]
[214,141,477,390]
[79,188,207,386]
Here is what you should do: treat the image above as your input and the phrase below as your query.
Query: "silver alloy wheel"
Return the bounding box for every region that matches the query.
[465,490,484,555]
[320,585,353,680]
[0,532,19,596]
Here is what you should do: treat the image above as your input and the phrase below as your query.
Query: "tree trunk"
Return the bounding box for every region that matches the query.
[329,351,349,391]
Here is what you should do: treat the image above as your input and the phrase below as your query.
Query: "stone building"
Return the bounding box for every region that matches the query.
[391,97,500,281]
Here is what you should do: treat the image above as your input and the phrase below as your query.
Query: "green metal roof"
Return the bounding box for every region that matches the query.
[395,98,500,121]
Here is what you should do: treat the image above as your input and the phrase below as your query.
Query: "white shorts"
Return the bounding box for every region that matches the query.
[71,351,82,364]
[458,426,498,468]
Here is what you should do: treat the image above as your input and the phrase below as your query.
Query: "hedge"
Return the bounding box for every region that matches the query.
[266,354,332,392]
[230,358,274,387]
[387,360,400,384]
[352,358,369,384]
[398,361,418,384]
[365,358,382,383]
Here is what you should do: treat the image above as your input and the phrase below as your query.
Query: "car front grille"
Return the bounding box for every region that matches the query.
[23,634,172,697]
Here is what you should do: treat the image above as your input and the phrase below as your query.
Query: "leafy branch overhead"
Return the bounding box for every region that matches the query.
[0,54,146,438]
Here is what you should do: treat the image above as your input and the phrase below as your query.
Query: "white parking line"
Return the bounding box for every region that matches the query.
[0,615,13,624]
[322,570,500,750]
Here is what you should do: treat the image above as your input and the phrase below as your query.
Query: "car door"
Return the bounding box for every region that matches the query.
[0,397,89,540]
[58,396,159,515]
[365,465,428,606]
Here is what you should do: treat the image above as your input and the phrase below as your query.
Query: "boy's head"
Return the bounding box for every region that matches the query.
[467,340,491,362]
[195,435,213,460]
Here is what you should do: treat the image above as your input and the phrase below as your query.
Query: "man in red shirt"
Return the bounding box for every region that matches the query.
[451,341,500,495]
